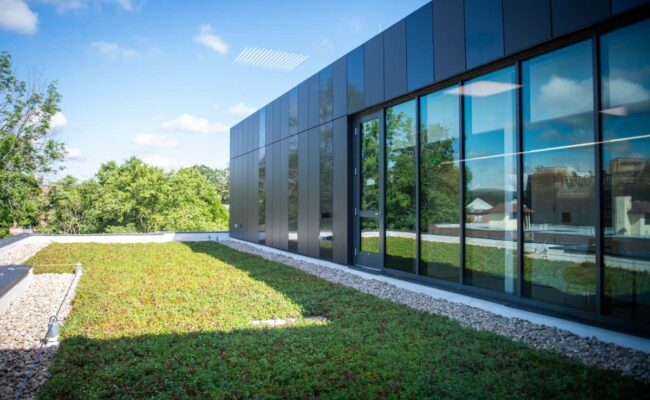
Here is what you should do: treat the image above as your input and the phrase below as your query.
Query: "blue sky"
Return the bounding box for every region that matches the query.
[0,0,427,180]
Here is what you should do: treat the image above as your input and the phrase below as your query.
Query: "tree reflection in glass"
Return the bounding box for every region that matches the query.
[359,119,380,254]
[419,86,461,281]
[385,100,417,273]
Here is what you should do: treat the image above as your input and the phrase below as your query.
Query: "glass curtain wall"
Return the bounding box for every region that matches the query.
[360,119,381,254]
[522,41,597,311]
[419,86,461,281]
[320,123,334,260]
[463,67,518,293]
[288,135,299,252]
[601,20,650,323]
[385,100,417,272]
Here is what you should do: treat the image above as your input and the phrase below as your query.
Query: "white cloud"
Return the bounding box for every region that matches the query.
[160,113,228,134]
[605,77,650,108]
[133,133,180,148]
[227,102,256,117]
[0,0,38,34]
[90,40,139,59]
[33,0,137,13]
[194,24,228,55]
[50,112,67,130]
[143,155,188,170]
[534,75,593,122]
[66,147,83,160]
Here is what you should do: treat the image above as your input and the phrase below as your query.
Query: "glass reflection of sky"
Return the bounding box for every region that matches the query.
[420,85,460,158]
[464,67,517,191]
[523,40,595,177]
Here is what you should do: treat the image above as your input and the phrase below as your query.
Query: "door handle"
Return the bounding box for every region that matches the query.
[374,211,382,217]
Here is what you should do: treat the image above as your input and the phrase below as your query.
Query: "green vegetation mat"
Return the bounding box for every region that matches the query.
[27,242,648,399]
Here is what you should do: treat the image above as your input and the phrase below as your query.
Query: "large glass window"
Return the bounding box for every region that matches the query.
[522,41,596,311]
[419,86,461,281]
[463,66,518,293]
[385,100,417,273]
[601,20,650,323]
[258,147,266,244]
[319,123,333,260]
[360,119,381,254]
[288,136,298,252]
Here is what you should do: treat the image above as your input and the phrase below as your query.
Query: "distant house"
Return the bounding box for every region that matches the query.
[488,201,532,230]
[615,196,650,236]
[467,198,492,223]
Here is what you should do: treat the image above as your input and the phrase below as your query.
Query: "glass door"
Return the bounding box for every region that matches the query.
[354,111,384,270]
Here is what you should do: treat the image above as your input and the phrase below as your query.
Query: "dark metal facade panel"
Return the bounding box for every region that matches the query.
[332,56,347,119]
[407,2,434,91]
[464,0,505,69]
[246,151,252,241]
[384,19,407,100]
[364,33,385,108]
[272,98,281,144]
[612,0,649,13]
[332,116,350,265]
[347,46,365,114]
[503,0,551,54]
[308,74,320,129]
[320,65,333,124]
[297,131,310,254]
[298,80,309,133]
[307,127,320,257]
[280,93,289,139]
[279,138,289,250]
[265,143,274,246]
[265,105,272,146]
[289,87,299,135]
[243,118,252,154]
[433,0,465,81]
[273,142,281,247]
[551,0,611,37]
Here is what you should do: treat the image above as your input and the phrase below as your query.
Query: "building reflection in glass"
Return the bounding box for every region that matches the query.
[601,20,650,323]
[522,40,596,311]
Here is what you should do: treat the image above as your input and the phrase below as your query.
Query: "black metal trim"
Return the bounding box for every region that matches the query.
[515,61,524,298]
[458,80,466,286]
[415,94,421,276]
[592,35,604,316]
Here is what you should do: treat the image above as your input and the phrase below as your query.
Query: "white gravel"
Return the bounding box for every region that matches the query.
[222,239,650,383]
[0,241,50,266]
[0,273,79,400]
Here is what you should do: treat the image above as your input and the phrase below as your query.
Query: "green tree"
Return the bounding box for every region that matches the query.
[0,52,65,236]
[41,158,229,234]
[191,165,230,204]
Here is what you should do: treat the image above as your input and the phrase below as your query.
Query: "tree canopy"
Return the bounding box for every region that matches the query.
[41,158,229,234]
[0,52,65,235]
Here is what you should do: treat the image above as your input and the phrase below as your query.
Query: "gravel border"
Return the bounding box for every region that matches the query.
[0,240,50,266]
[222,239,650,382]
[0,272,80,400]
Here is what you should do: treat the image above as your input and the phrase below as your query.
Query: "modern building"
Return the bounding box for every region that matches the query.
[230,0,650,335]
